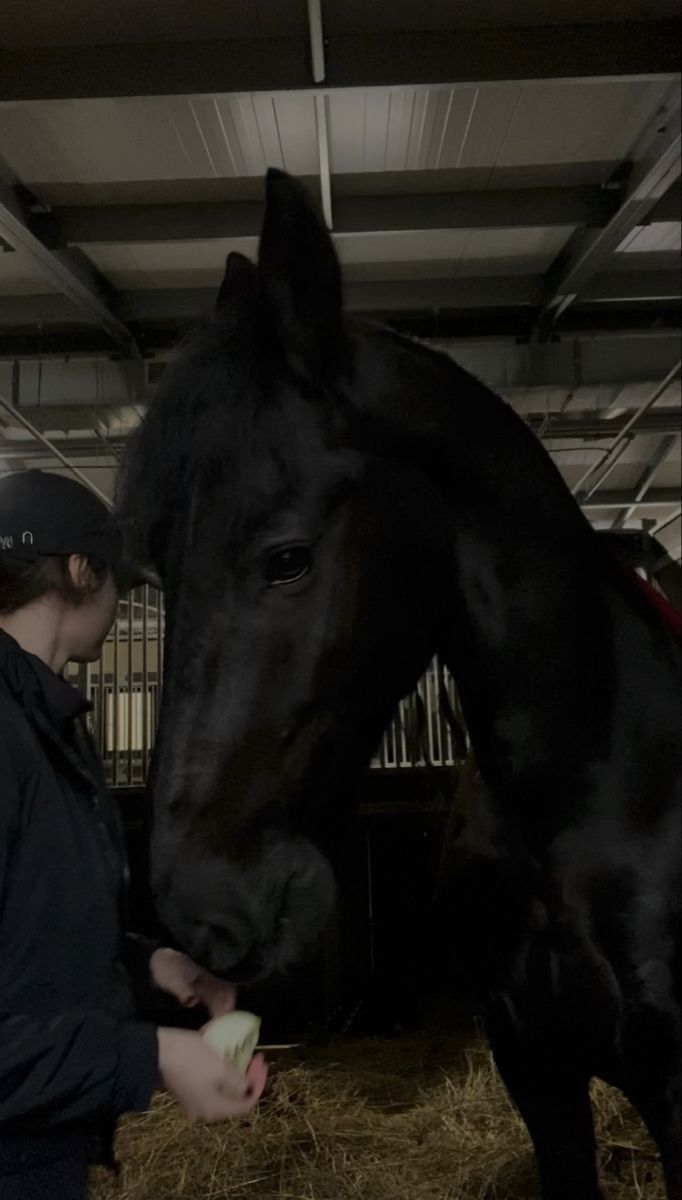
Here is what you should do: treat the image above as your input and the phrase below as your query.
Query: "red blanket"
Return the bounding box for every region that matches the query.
[623,566,682,640]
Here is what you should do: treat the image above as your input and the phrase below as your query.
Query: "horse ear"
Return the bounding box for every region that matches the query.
[258,168,343,380]
[214,252,258,322]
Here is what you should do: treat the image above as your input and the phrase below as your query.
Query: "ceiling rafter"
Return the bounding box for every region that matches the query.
[0,180,140,360]
[0,21,678,102]
[537,88,681,327]
[29,185,622,247]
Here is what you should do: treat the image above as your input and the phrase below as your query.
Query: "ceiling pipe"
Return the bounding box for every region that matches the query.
[307,0,326,83]
[315,94,333,229]
[307,0,332,229]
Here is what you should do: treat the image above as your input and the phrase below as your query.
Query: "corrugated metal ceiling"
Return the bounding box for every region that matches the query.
[0,80,672,185]
[618,221,682,253]
[0,248,60,293]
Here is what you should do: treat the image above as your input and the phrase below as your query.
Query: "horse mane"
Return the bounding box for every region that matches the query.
[353,322,601,554]
[116,311,268,568]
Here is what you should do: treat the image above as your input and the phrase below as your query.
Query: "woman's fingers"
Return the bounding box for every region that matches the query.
[245,1053,268,1101]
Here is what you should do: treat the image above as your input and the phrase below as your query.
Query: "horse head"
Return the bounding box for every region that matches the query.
[118,170,450,981]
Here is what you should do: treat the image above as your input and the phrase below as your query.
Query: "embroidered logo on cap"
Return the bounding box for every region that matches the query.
[0,532,34,551]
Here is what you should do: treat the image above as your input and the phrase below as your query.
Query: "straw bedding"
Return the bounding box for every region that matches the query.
[90,1034,662,1199]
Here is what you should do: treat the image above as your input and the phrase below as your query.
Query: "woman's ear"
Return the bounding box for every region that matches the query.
[67,554,100,596]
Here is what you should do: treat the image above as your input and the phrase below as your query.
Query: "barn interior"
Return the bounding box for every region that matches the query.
[0,3,680,1196]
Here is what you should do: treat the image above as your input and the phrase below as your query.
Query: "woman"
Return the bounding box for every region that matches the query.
[0,470,266,1199]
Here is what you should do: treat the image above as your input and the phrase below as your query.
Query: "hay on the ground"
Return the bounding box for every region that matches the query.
[91,1036,663,1200]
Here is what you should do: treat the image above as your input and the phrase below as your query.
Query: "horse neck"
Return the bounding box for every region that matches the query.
[363,336,617,816]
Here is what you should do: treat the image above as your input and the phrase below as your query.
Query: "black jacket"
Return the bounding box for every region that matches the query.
[0,630,159,1172]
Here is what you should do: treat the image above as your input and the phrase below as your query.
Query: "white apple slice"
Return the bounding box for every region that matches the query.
[202,1011,262,1073]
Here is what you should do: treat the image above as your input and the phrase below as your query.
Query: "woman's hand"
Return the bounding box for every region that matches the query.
[150,947,237,1017]
[157,1028,267,1122]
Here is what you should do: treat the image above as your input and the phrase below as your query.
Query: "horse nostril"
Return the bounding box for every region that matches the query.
[206,922,241,948]
[192,920,236,951]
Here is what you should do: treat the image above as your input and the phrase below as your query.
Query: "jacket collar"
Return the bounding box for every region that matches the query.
[0,628,91,730]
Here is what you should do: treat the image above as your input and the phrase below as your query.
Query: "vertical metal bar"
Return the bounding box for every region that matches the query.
[386,717,397,769]
[398,698,410,767]
[112,605,120,788]
[157,589,164,702]
[443,664,458,766]
[314,94,333,230]
[365,825,375,979]
[427,659,441,766]
[127,593,134,786]
[456,678,469,760]
[97,646,105,772]
[307,0,326,82]
[436,658,451,766]
[142,584,149,781]
[439,659,448,764]
[411,690,422,767]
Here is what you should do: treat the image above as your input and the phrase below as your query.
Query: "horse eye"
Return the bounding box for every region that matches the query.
[265,545,312,586]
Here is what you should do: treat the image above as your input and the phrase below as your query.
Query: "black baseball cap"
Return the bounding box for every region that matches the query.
[0,469,133,585]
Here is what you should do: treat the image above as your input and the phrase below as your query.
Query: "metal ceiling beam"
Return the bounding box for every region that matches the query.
[581,488,680,510]
[1,294,681,378]
[0,184,140,359]
[2,311,680,358]
[574,359,681,500]
[118,277,541,317]
[583,268,682,303]
[0,22,678,101]
[525,412,682,440]
[104,265,668,312]
[611,433,679,527]
[32,186,619,247]
[2,413,680,441]
[538,91,682,325]
[653,507,682,535]
[110,269,680,318]
[0,390,113,506]
[0,422,676,510]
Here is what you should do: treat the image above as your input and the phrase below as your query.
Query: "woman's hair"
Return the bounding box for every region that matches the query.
[0,554,109,616]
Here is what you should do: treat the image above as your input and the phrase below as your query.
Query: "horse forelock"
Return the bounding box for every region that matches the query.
[117,316,269,562]
[116,312,356,573]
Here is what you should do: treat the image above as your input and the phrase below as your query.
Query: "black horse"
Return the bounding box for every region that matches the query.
[118,170,681,1200]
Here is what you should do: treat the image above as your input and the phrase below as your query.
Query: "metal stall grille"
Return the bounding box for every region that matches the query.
[70,593,464,785]
[66,586,165,788]
[369,657,466,771]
